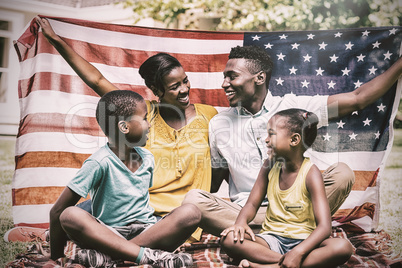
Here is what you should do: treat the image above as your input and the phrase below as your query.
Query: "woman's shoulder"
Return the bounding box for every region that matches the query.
[194,103,218,119]
[145,100,157,109]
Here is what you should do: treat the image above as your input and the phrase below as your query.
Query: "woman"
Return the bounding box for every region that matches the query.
[138,53,217,217]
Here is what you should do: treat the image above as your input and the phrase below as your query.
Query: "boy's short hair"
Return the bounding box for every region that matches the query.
[229,45,274,85]
[275,108,319,149]
[96,90,144,137]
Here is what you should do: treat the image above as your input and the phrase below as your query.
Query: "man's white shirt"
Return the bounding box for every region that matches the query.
[209,91,329,206]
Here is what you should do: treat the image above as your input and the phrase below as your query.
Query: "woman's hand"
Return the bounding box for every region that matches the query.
[220,224,255,243]
[35,16,59,42]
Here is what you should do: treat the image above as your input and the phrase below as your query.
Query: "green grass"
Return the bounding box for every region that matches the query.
[0,137,32,267]
[378,129,402,256]
[0,130,401,266]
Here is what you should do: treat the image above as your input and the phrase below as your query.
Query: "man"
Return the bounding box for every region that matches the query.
[183,45,402,237]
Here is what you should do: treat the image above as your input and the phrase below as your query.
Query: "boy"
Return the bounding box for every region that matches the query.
[49,90,200,267]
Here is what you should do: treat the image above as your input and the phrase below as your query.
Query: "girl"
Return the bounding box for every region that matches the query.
[220,108,353,268]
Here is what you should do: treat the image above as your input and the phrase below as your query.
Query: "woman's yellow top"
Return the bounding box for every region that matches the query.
[145,100,218,216]
[261,158,316,240]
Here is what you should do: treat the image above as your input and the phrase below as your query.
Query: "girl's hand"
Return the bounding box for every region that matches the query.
[278,249,303,268]
[220,224,255,242]
[35,16,58,41]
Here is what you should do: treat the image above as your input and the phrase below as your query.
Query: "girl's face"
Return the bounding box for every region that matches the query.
[125,100,150,147]
[265,115,292,159]
[159,66,191,110]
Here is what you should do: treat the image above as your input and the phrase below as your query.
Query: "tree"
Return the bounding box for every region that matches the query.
[121,0,401,31]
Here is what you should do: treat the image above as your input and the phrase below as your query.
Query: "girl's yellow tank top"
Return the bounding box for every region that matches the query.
[261,158,316,240]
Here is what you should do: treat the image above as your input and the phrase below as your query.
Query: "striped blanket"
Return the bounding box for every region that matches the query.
[6,229,402,267]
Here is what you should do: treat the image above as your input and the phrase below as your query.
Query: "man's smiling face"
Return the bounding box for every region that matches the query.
[222,58,259,110]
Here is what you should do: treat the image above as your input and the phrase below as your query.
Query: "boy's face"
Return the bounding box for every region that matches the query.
[124,100,150,147]
[265,115,291,159]
[222,58,259,110]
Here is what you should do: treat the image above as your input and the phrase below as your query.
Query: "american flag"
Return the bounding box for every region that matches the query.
[245,28,400,152]
[13,16,401,233]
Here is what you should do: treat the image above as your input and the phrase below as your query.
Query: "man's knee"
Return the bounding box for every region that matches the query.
[182,189,209,206]
[336,162,355,188]
[324,162,355,191]
[324,162,355,215]
[174,203,202,227]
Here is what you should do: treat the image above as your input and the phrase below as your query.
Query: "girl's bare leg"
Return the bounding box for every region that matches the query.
[300,237,353,268]
[221,232,282,265]
[236,237,352,268]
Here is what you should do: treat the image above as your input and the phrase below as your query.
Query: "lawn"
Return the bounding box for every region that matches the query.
[0,130,401,267]
[0,136,32,267]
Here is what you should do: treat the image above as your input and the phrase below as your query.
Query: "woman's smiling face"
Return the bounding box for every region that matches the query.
[159,66,191,110]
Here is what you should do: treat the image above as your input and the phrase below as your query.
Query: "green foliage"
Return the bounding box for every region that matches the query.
[394,99,402,129]
[121,0,401,30]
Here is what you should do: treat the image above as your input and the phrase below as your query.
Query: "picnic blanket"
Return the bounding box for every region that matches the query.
[5,229,402,267]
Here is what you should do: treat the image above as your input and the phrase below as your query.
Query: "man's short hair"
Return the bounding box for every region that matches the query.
[96,90,144,137]
[229,45,274,85]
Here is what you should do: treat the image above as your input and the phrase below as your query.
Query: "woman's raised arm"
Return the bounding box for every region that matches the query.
[36,17,119,97]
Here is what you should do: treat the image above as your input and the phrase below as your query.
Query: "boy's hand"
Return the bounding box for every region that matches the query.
[220,224,255,242]
[35,16,58,41]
